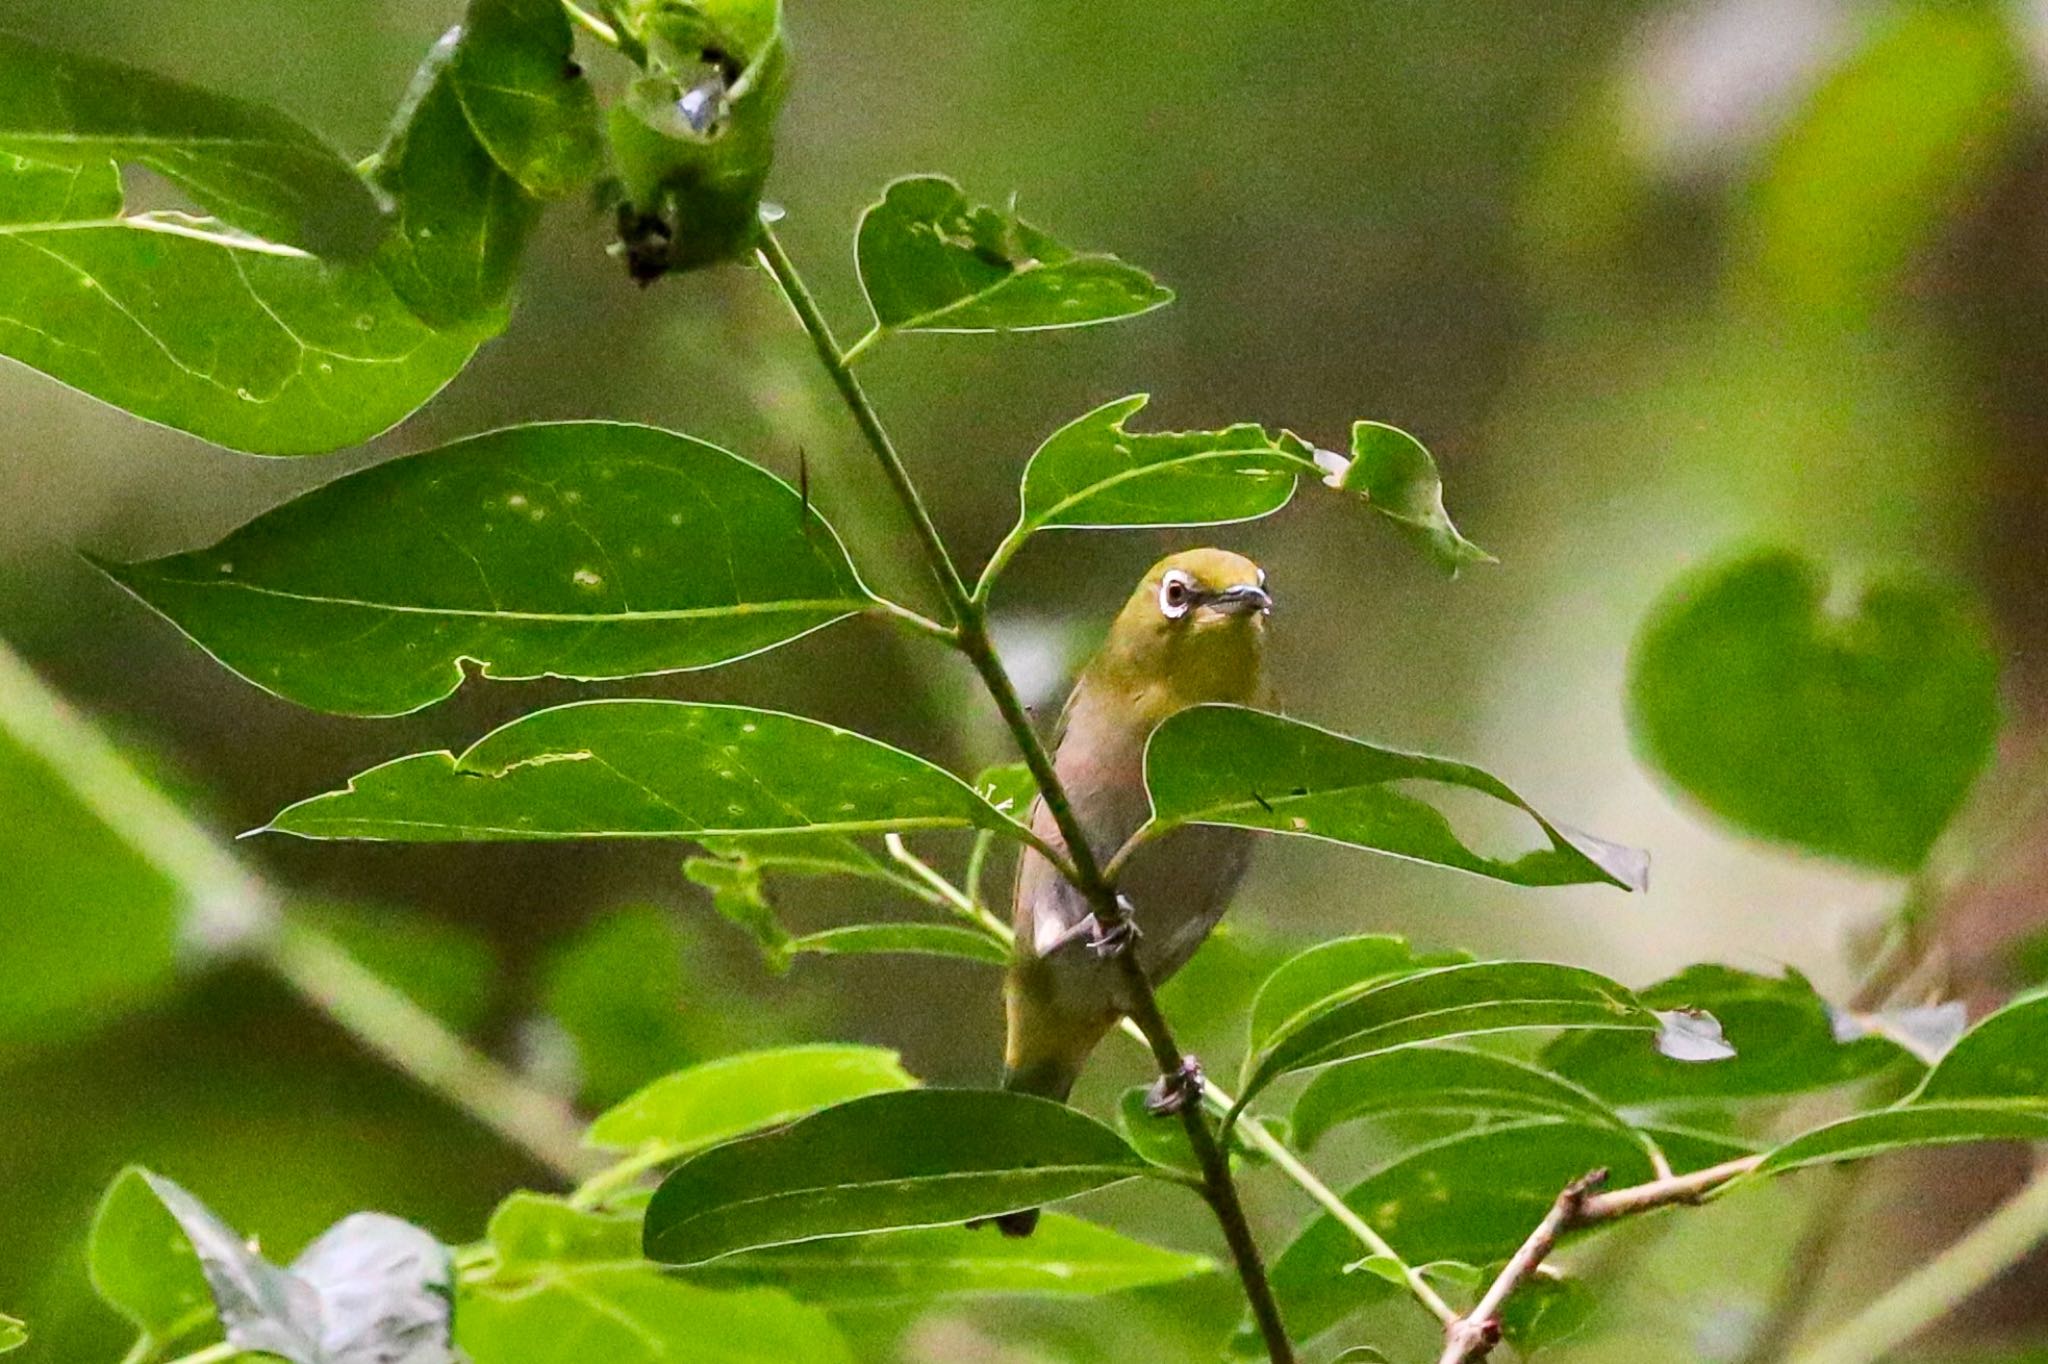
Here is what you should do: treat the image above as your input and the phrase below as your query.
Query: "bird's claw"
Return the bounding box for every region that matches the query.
[1145,1055,1206,1116]
[1088,908,1142,960]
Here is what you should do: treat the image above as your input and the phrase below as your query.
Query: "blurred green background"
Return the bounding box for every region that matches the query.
[4,0,2047,1359]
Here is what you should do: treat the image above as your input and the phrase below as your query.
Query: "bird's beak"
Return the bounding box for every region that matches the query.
[1208,583,1273,616]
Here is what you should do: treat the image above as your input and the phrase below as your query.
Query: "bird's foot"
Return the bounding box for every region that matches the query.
[1145,1054,1206,1116]
[1088,903,1142,960]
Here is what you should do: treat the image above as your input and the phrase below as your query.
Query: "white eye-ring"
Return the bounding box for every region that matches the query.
[1159,569,1195,619]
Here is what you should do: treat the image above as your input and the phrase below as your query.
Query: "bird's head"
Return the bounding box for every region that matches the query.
[1086,548,1271,721]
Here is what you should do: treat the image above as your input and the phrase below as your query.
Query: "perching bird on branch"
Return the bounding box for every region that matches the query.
[997,548,1272,1235]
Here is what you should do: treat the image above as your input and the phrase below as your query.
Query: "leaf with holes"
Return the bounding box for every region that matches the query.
[1630,549,1999,872]
[261,702,1019,843]
[857,176,1171,335]
[0,37,481,454]
[97,423,870,716]
[642,1090,1151,1265]
[1320,422,1492,575]
[1142,706,1648,891]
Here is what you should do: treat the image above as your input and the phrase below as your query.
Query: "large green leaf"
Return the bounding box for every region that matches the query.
[1758,991,2048,1174]
[1246,935,1471,1062]
[88,1169,215,1343]
[1252,1121,1663,1352]
[1290,1046,1644,1151]
[856,176,1171,335]
[586,1044,919,1157]
[0,32,380,255]
[642,1090,1152,1265]
[450,0,605,199]
[485,1193,1211,1304]
[1142,706,1649,891]
[99,423,871,716]
[460,1267,853,1364]
[367,30,539,330]
[261,701,1015,842]
[1239,960,1658,1103]
[1630,549,2000,872]
[1544,964,1919,1103]
[0,39,481,454]
[787,923,1009,966]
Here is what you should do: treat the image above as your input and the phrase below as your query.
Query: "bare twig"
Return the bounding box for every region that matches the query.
[1439,1169,1609,1364]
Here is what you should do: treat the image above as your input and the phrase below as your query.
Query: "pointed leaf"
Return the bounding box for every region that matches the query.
[1290,1046,1644,1151]
[1144,706,1649,891]
[1247,935,1471,1062]
[99,422,870,716]
[261,701,1015,842]
[0,41,480,455]
[1320,422,1492,574]
[1630,549,1999,872]
[0,1314,20,1354]
[1544,965,1918,1103]
[586,1043,919,1157]
[88,1168,215,1341]
[367,30,539,329]
[642,1090,1151,1265]
[1240,960,1657,1102]
[857,176,1170,334]
[459,1267,853,1364]
[129,1172,324,1363]
[787,923,1008,966]
[450,0,605,198]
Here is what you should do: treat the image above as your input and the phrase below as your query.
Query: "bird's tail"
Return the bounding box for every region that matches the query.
[987,1056,1082,1237]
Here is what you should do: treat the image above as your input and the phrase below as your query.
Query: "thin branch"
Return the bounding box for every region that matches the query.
[754,219,1296,1364]
[1440,1169,1610,1364]
[559,0,620,47]
[0,640,593,1184]
[1790,1158,2048,1364]
[865,595,957,643]
[885,833,1013,940]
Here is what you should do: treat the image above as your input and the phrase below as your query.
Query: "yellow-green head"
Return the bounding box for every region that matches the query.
[1079,548,1271,730]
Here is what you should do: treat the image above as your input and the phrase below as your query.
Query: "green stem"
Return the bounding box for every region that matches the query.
[159,1344,238,1364]
[559,0,620,47]
[755,220,1295,1364]
[1790,1163,2048,1364]
[0,639,592,1184]
[885,834,1012,939]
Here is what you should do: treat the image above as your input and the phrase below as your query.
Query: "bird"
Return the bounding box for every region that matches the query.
[996,548,1272,1235]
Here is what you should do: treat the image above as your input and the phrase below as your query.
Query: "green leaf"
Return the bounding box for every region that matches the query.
[0,42,480,455]
[98,422,870,716]
[1117,1087,1203,1179]
[0,32,381,255]
[88,1168,214,1342]
[544,905,710,1106]
[1629,549,2000,873]
[1290,1046,1643,1151]
[1543,965,1919,1104]
[1255,1121,1660,1351]
[260,701,1015,842]
[973,762,1040,822]
[367,30,540,330]
[1247,935,1472,1063]
[460,1268,853,1364]
[684,1213,1214,1304]
[1323,422,1493,575]
[486,1192,642,1271]
[1497,1270,1596,1356]
[0,1314,21,1354]
[642,1089,1151,1265]
[451,0,605,198]
[856,176,1171,335]
[787,923,1009,966]
[1143,705,1649,891]
[1239,960,1658,1102]
[586,1044,918,1156]
[1758,990,2048,1174]
[0,725,181,1050]
[684,853,794,966]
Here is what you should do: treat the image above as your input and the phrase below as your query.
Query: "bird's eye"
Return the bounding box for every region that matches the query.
[1159,573,1193,619]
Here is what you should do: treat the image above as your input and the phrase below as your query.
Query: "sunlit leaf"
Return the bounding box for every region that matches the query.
[99,423,870,716]
[1630,549,1999,873]
[1144,706,1648,891]
[460,1266,853,1364]
[261,701,1016,842]
[1544,965,1917,1103]
[0,40,479,454]
[1239,960,1657,1103]
[856,176,1171,335]
[1319,422,1493,574]
[450,0,605,198]
[0,1314,21,1354]
[787,923,1008,966]
[586,1044,918,1158]
[1758,990,2048,1174]
[1290,1046,1644,1152]
[367,30,539,329]
[642,1090,1151,1264]
[1247,935,1471,1063]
